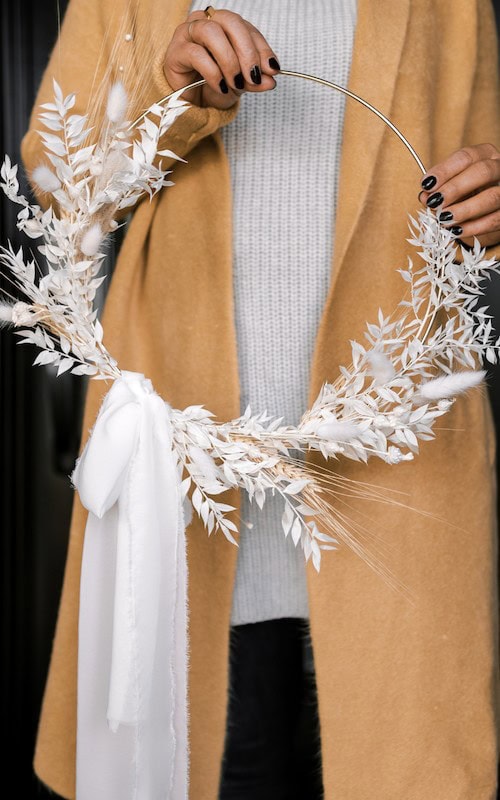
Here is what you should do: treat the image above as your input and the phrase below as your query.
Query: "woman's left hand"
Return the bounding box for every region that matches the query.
[418,143,500,248]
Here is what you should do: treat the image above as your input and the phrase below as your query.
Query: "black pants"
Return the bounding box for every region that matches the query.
[218,618,324,800]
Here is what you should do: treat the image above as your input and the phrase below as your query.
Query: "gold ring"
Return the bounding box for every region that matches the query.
[204,5,217,18]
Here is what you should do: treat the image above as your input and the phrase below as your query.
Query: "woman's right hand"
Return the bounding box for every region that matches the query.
[162,8,281,109]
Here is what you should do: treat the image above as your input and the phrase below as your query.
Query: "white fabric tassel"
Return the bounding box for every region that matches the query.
[72,371,189,800]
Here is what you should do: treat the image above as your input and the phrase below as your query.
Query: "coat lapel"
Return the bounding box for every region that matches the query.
[308,0,411,403]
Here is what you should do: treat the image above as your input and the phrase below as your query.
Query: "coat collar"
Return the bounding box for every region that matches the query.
[308,0,411,403]
[328,0,411,284]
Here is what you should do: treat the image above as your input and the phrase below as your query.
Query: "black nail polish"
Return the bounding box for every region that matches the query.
[219,78,229,94]
[421,175,437,191]
[250,65,261,85]
[439,210,454,222]
[269,57,281,70]
[234,72,244,90]
[426,191,444,209]
[451,226,463,236]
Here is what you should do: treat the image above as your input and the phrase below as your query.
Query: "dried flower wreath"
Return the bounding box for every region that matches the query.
[1,79,498,571]
[1,77,499,798]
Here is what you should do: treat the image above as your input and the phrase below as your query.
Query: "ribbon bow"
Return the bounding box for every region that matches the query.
[72,371,189,799]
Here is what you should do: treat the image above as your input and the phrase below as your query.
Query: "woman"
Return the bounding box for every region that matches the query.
[21,0,500,798]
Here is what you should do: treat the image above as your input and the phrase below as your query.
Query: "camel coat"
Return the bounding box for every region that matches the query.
[20,0,500,797]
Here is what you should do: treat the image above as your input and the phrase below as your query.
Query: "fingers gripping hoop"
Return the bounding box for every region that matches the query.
[129,69,427,176]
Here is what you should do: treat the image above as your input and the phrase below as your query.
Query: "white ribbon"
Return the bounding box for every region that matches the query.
[72,370,189,800]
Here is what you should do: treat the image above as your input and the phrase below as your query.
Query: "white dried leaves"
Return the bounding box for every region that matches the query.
[298,210,500,470]
[0,79,190,380]
[1,78,499,572]
[173,211,499,568]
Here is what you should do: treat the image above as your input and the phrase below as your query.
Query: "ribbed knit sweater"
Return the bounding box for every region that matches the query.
[188,0,358,624]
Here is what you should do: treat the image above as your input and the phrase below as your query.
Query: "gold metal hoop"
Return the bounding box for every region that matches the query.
[129,69,427,175]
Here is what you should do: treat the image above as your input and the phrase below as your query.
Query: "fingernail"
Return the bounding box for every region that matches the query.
[426,191,444,208]
[219,78,229,94]
[234,72,244,90]
[451,226,463,236]
[421,175,437,191]
[269,57,281,70]
[250,65,261,85]
[439,210,454,222]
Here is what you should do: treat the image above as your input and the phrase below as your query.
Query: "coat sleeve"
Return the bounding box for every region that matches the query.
[463,0,500,257]
[20,0,241,214]
[463,0,499,149]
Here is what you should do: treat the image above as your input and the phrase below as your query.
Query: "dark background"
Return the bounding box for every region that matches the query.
[1,1,500,797]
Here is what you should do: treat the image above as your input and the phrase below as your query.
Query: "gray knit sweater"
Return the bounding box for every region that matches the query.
[188,0,358,624]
